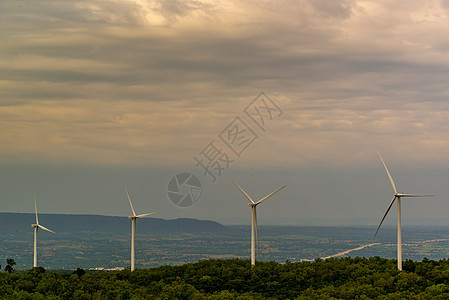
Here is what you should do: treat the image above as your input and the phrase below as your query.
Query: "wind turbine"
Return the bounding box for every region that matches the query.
[31,193,55,268]
[373,152,433,271]
[232,179,286,266]
[125,186,158,271]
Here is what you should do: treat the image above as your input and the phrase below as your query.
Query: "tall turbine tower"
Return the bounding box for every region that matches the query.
[32,194,55,268]
[232,180,286,266]
[373,153,433,271]
[125,186,158,271]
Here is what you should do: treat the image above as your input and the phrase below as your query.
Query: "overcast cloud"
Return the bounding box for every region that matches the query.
[1,0,449,225]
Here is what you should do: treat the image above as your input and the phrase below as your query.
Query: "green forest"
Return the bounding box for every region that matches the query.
[2,257,449,299]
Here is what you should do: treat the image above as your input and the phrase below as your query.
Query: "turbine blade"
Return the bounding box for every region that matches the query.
[34,193,39,225]
[135,212,159,218]
[254,206,258,248]
[38,224,55,234]
[255,185,286,205]
[373,196,397,239]
[231,179,255,204]
[125,185,136,217]
[400,194,434,197]
[378,152,397,195]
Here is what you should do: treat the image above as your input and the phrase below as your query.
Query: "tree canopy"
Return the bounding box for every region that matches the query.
[4,259,16,274]
[2,257,449,299]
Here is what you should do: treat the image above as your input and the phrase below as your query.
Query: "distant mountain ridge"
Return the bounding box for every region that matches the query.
[0,212,226,234]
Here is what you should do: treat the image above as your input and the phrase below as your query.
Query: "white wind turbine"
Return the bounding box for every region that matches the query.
[373,152,433,271]
[32,193,55,268]
[125,186,159,271]
[232,179,286,266]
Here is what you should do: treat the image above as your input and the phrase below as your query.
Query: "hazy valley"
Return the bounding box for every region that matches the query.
[2,213,449,270]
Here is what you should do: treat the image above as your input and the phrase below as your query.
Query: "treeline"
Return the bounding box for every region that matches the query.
[2,257,449,299]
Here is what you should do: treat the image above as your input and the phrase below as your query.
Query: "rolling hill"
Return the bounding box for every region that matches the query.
[0,212,227,235]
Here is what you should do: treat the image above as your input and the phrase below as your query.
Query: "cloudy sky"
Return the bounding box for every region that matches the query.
[2,0,449,226]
